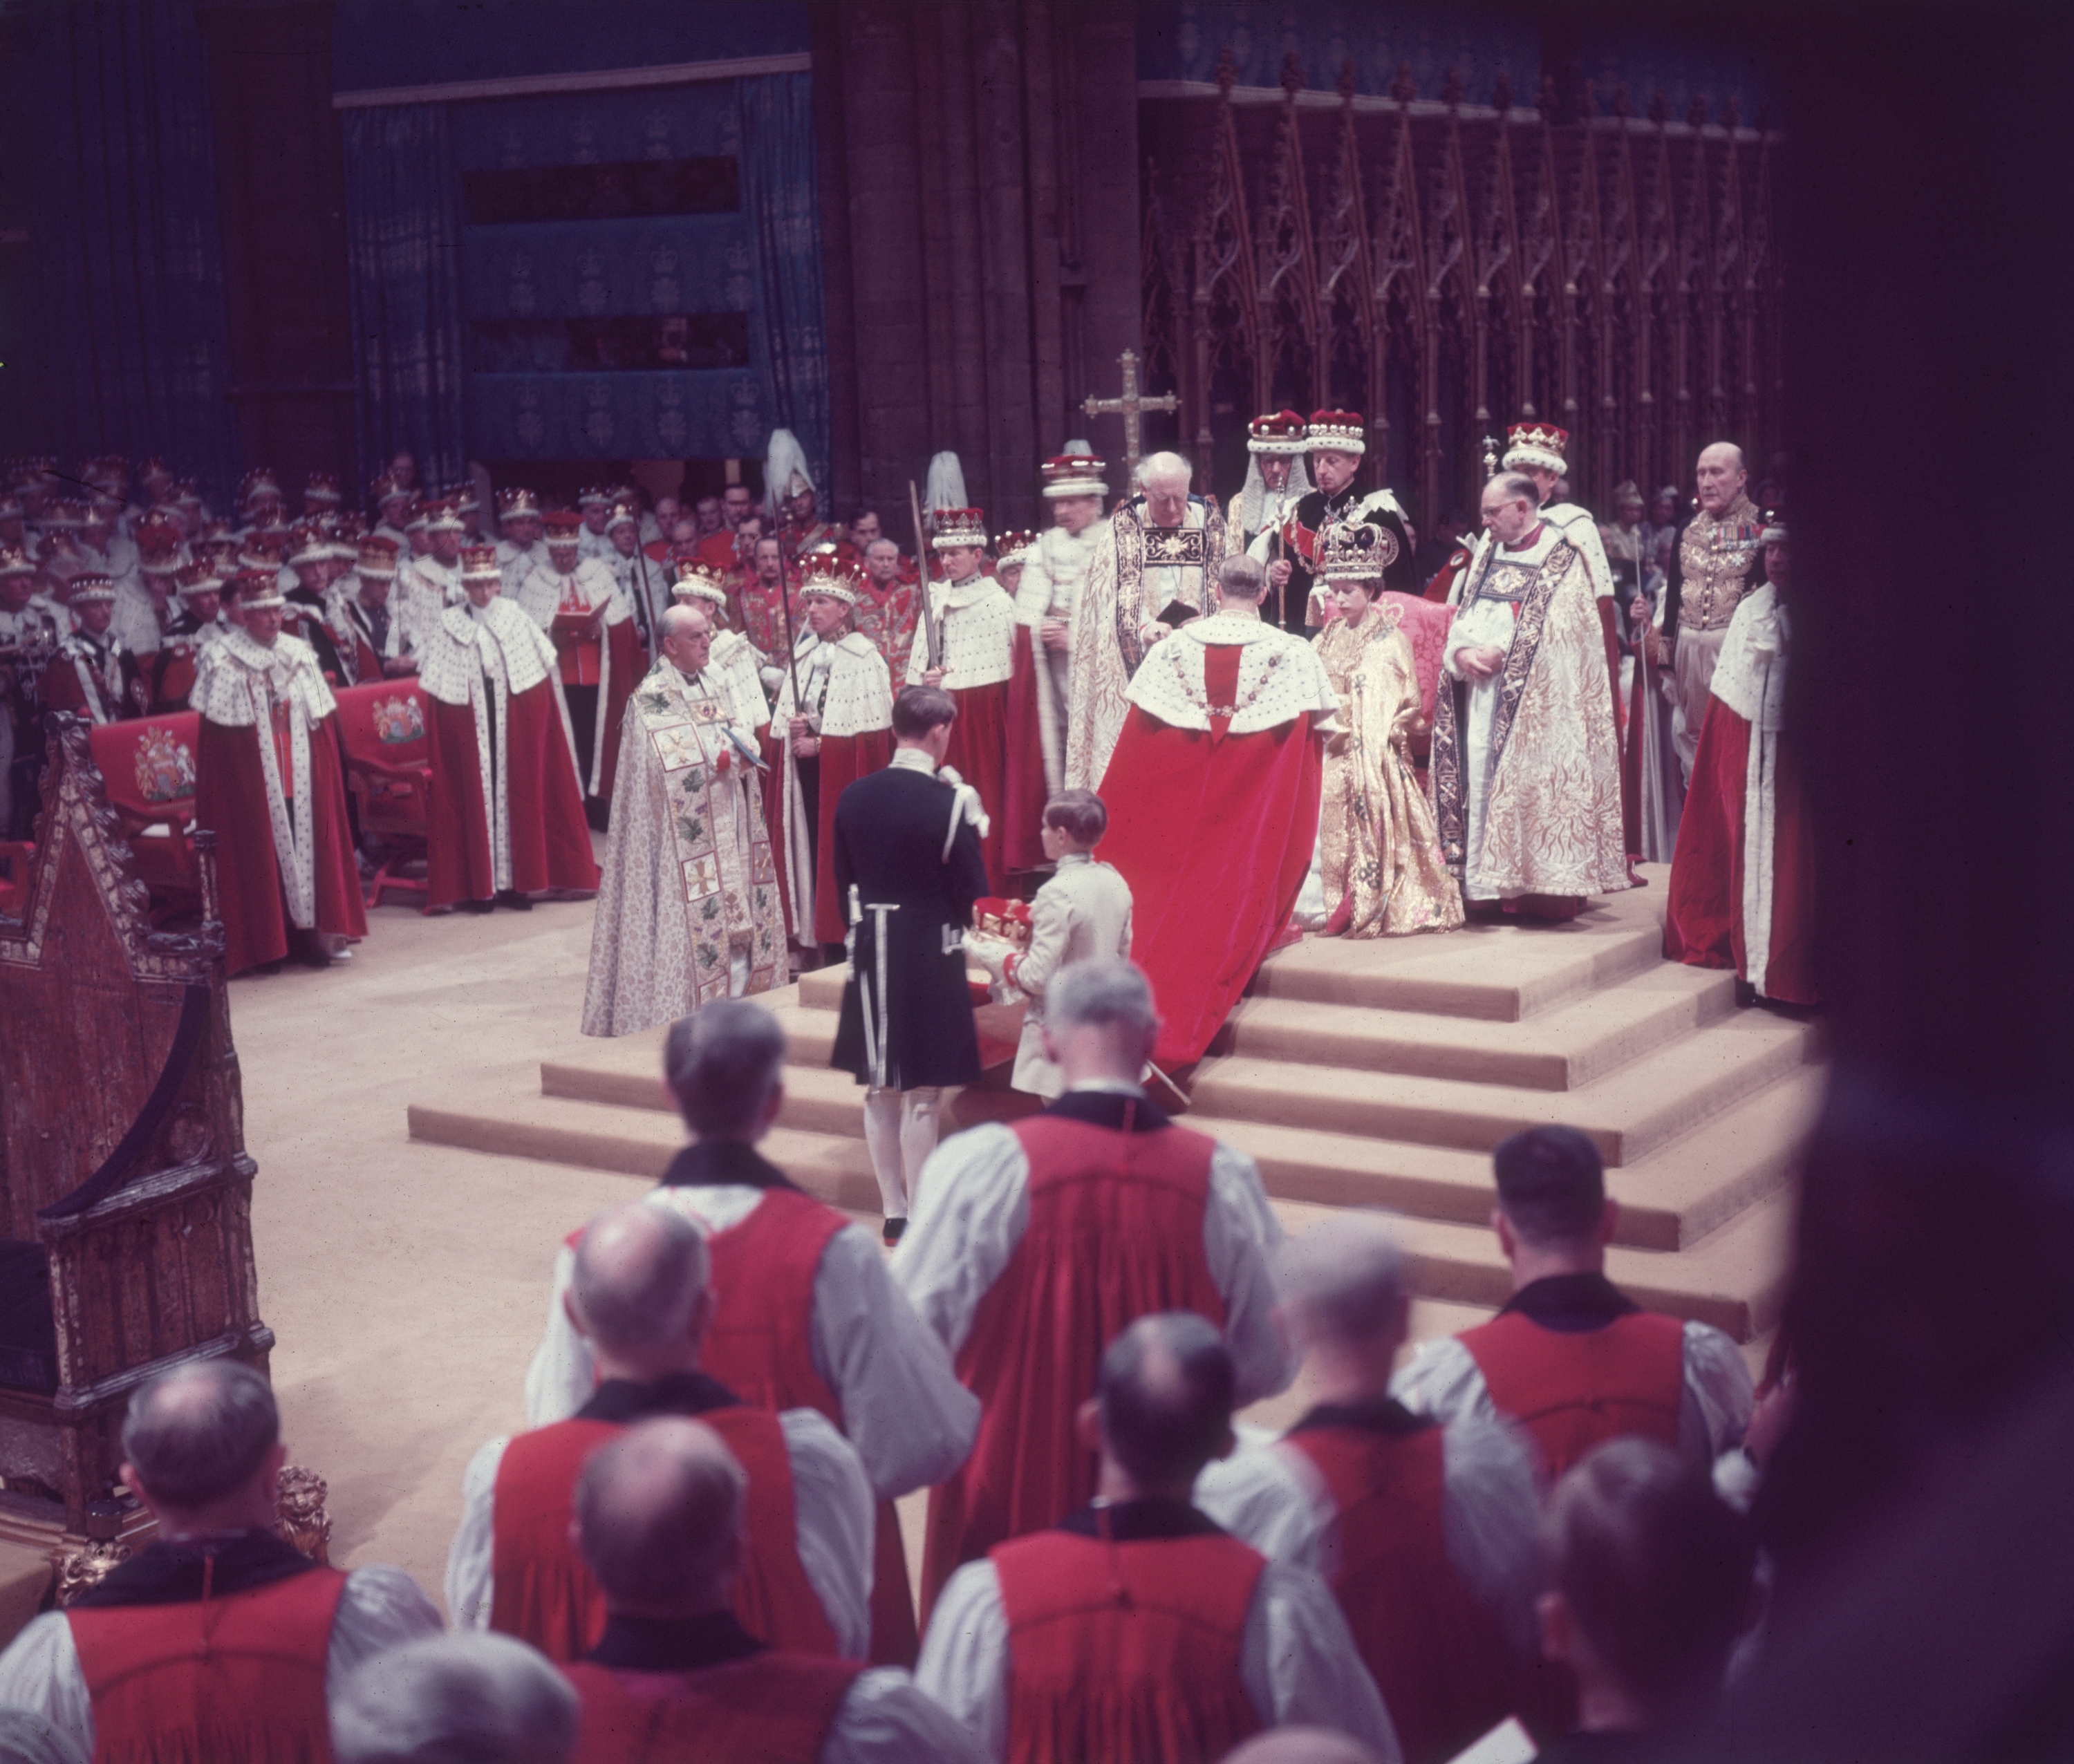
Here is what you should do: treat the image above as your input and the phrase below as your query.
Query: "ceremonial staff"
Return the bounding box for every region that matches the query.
[773,529,805,716]
[909,479,942,673]
[630,543,657,653]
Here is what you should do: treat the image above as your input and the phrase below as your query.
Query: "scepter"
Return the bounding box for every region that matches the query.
[909,479,942,672]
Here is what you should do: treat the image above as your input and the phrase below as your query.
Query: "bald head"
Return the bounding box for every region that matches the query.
[569,1202,710,1364]
[658,601,711,642]
[575,1418,745,1615]
[122,1359,279,1513]
[1221,1731,1386,1764]
[1139,451,1192,493]
[1274,1217,1409,1349]
[1096,1312,1235,1492]
[1694,442,1748,516]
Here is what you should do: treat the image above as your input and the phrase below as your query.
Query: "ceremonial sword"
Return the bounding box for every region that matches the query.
[909,480,942,673]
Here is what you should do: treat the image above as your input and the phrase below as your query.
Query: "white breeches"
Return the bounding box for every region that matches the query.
[862,1085,941,1219]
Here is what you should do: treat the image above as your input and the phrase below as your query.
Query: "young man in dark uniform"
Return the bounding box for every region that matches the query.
[830,684,989,1244]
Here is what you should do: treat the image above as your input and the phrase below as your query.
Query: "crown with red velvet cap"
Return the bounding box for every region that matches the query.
[993,529,1035,567]
[230,568,285,609]
[931,507,987,551]
[1040,453,1107,498]
[798,555,861,606]
[543,511,584,543]
[460,543,501,581]
[303,471,342,505]
[356,536,400,576]
[175,560,224,599]
[239,467,283,507]
[1249,410,1308,455]
[1305,410,1367,456]
[670,555,729,606]
[496,486,541,519]
[66,574,117,605]
[1502,422,1569,476]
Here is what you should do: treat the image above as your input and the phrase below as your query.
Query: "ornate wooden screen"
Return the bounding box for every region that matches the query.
[1139,56,1782,530]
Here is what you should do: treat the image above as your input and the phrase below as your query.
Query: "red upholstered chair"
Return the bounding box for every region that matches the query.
[331,679,433,908]
[1379,590,1458,776]
[86,713,203,920]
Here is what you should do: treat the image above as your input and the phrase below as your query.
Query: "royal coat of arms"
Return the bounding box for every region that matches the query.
[133,726,196,803]
[372,695,427,744]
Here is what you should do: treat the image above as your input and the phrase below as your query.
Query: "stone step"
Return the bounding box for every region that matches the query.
[1354,1182,1797,1341]
[1185,1005,1817,1167]
[404,1087,1788,1338]
[1244,883,1671,1022]
[511,1035,1820,1257]
[408,1089,886,1215]
[1211,1062,1824,1250]
[1217,959,1739,1091]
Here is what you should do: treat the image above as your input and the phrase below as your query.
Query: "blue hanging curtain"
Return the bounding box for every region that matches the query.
[24,0,240,507]
[342,103,468,491]
[738,73,830,491]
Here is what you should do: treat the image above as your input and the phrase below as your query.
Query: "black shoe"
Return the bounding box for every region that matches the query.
[496,890,534,911]
[882,1217,908,1246]
[461,898,496,915]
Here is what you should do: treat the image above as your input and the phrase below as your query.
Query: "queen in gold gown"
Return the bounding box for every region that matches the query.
[1311,571,1464,937]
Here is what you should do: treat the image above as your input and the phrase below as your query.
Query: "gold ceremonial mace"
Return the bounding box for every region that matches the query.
[1083,349,1179,484]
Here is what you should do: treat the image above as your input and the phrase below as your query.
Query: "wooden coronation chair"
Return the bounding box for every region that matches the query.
[0,714,275,1568]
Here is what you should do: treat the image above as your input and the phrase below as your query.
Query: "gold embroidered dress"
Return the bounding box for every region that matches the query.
[1312,607,1464,937]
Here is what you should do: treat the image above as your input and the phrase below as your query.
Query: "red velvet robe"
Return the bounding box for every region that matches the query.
[698,1187,918,1665]
[920,1114,1224,1615]
[565,1655,861,1764]
[991,1528,1264,1764]
[195,715,366,976]
[1096,644,1323,1069]
[424,681,598,909]
[760,725,896,950]
[1459,1310,1685,1480]
[942,677,1011,892]
[489,1409,837,1663]
[1663,693,1818,1006]
[1001,628,1053,874]
[67,1568,346,1763]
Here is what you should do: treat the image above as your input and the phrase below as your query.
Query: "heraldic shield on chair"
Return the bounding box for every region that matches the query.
[0,713,321,1596]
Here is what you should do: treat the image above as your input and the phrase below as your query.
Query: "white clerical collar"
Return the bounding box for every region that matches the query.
[888,747,937,776]
[1067,1078,1146,1098]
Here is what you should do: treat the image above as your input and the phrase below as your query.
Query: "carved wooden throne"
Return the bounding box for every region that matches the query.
[0,715,272,1552]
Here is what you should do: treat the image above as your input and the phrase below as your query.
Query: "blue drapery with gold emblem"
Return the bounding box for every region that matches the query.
[342,102,469,490]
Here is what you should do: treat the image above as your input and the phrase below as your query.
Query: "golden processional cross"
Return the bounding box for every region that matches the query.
[1082,349,1179,482]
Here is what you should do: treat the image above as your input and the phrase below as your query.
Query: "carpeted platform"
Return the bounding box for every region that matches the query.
[411,866,1811,1344]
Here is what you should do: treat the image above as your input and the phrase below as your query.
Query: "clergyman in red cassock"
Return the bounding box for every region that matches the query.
[1663,516,1815,1006]
[1096,553,1338,1069]
[445,1201,872,1662]
[891,959,1291,1617]
[914,1312,1395,1761]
